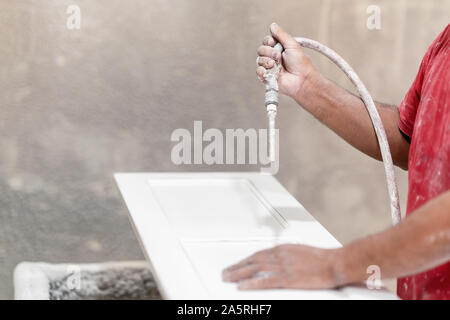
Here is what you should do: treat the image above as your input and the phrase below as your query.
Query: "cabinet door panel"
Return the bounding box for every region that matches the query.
[148,178,285,240]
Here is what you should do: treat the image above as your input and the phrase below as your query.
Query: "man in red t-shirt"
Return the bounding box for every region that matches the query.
[223,23,450,299]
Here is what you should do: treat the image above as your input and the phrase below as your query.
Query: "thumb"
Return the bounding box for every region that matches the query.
[270,23,298,49]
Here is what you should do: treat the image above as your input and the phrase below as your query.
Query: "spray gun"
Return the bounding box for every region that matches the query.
[260,37,401,226]
[264,43,283,163]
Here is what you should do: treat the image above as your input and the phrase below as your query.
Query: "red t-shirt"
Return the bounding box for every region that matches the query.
[397,24,450,300]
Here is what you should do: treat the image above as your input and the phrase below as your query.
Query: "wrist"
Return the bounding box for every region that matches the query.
[293,69,324,107]
[329,247,355,287]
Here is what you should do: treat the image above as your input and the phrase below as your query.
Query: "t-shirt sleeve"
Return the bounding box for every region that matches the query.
[398,51,429,138]
[398,25,448,138]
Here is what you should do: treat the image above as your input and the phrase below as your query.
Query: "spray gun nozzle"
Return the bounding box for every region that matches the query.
[266,104,277,162]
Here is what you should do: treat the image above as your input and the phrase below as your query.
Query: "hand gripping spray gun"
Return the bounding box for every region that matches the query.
[263,38,401,226]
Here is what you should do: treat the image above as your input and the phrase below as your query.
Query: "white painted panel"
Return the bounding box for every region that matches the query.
[115,172,397,299]
[148,178,285,240]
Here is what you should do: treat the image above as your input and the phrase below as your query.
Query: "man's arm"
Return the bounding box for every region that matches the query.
[335,190,450,285]
[257,23,410,169]
[222,190,450,289]
[298,72,411,170]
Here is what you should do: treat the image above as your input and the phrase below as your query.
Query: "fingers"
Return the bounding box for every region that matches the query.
[222,246,291,290]
[256,66,266,82]
[223,265,262,282]
[257,56,275,69]
[223,261,283,289]
[238,274,282,290]
[224,251,260,274]
[224,246,277,273]
[257,45,281,62]
[256,34,282,83]
[262,35,276,47]
[224,264,280,283]
[223,247,280,280]
[269,22,298,49]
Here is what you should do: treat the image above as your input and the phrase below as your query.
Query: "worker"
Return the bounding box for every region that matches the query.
[223,23,449,300]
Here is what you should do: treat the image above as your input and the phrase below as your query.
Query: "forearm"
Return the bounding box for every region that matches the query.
[296,71,410,169]
[333,190,450,285]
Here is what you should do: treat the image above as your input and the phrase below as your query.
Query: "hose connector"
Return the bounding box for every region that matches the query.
[264,43,283,108]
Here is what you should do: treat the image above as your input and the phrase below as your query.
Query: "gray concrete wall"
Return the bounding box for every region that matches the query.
[0,0,448,298]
